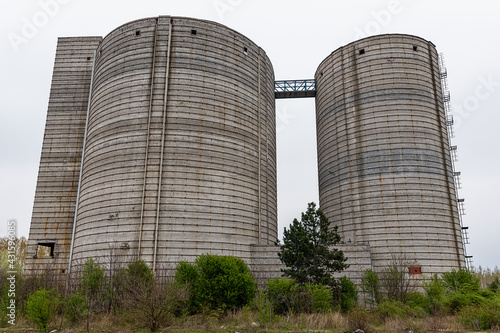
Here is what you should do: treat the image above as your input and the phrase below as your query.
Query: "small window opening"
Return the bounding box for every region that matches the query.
[135,30,141,36]
[408,266,422,274]
[359,49,365,55]
[61,269,66,274]
[413,45,418,51]
[35,242,55,259]
[191,29,197,35]
[87,56,91,61]
[243,47,248,55]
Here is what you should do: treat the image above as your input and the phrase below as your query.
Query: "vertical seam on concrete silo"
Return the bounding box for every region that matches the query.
[329,51,342,229]
[257,50,262,245]
[339,46,353,240]
[264,52,270,244]
[427,41,463,269]
[350,44,363,244]
[67,49,97,276]
[153,17,172,273]
[138,18,159,260]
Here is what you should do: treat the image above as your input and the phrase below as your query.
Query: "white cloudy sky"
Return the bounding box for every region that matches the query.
[0,0,499,269]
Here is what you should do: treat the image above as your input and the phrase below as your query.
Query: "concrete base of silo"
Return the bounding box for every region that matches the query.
[250,243,373,286]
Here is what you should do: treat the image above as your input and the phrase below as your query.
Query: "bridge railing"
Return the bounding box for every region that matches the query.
[275,79,316,99]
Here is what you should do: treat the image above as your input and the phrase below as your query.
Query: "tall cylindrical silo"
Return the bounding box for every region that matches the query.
[70,16,276,271]
[315,34,465,274]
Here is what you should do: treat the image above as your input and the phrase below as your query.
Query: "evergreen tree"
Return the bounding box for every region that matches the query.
[278,202,348,285]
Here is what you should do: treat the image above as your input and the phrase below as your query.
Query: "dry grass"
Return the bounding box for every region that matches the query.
[372,314,470,333]
[284,312,347,331]
[12,309,500,333]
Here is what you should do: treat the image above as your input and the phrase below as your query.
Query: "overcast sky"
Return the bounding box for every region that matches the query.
[1,0,499,269]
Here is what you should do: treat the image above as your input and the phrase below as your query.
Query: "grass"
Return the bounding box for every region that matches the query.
[3,309,498,333]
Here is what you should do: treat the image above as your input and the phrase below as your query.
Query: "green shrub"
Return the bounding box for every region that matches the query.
[125,280,189,332]
[442,268,480,293]
[423,274,446,314]
[80,258,106,331]
[376,300,408,319]
[81,258,105,309]
[478,287,497,299]
[460,305,500,330]
[306,283,333,313]
[339,277,358,312]
[64,292,86,323]
[0,290,9,327]
[126,260,154,285]
[175,254,256,312]
[26,288,60,332]
[360,269,381,307]
[488,276,500,293]
[406,291,429,315]
[347,307,373,333]
[444,292,473,311]
[251,288,276,324]
[267,277,302,315]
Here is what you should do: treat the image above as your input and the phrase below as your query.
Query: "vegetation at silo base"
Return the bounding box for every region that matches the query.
[277,202,349,286]
[0,234,500,331]
[175,254,256,313]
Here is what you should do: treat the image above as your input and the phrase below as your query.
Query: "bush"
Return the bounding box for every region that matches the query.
[380,254,417,303]
[80,258,106,331]
[0,289,9,327]
[360,269,381,307]
[478,287,497,299]
[442,268,480,293]
[26,288,60,332]
[127,280,189,331]
[444,292,476,311]
[488,276,500,293]
[64,292,86,323]
[175,254,256,312]
[267,277,302,315]
[406,291,429,315]
[251,288,276,324]
[122,260,189,331]
[460,305,500,330]
[306,283,333,313]
[347,307,373,333]
[339,277,358,312]
[126,260,154,285]
[376,300,408,319]
[443,287,488,312]
[423,274,446,314]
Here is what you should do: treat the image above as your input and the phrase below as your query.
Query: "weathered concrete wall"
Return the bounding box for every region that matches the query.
[25,37,102,274]
[27,23,463,285]
[70,16,276,271]
[251,244,373,286]
[315,34,465,275]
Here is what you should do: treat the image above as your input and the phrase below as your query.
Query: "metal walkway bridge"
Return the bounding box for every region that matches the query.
[275,79,316,99]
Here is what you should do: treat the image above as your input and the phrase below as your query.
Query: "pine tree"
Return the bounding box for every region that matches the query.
[278,202,348,285]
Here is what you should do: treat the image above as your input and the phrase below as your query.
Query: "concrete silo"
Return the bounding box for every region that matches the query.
[26,16,277,273]
[315,34,465,274]
[26,18,469,282]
